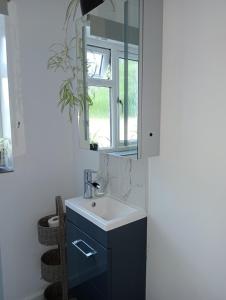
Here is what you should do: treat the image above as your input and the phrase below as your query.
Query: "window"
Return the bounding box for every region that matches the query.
[0,14,13,172]
[86,37,138,151]
[87,46,111,80]
[118,57,138,145]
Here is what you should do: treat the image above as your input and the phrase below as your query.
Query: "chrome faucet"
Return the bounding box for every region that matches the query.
[84,169,101,199]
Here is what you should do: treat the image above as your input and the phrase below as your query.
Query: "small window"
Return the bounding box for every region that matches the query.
[119,57,138,145]
[87,46,111,80]
[0,15,13,172]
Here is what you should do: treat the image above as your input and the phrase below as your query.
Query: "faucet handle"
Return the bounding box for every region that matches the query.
[91,182,101,189]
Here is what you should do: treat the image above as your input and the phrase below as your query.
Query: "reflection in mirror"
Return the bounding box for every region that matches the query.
[0,15,13,172]
[77,0,140,158]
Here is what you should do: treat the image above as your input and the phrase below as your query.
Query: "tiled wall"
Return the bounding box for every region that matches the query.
[99,154,148,211]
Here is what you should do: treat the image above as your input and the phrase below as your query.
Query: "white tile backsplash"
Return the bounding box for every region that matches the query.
[99,154,148,210]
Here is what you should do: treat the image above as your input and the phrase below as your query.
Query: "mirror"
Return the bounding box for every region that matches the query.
[76,0,141,158]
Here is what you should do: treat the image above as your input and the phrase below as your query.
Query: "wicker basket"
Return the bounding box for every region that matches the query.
[39,196,68,300]
[44,282,62,300]
[44,282,76,300]
[41,249,62,283]
[38,215,59,246]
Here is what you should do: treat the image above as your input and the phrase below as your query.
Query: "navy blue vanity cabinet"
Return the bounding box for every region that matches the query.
[67,221,111,300]
[66,207,147,300]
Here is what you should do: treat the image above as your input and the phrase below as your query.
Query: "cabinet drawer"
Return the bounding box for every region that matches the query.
[67,221,109,289]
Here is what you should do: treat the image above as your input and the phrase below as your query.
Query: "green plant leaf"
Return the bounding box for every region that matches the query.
[47,0,88,121]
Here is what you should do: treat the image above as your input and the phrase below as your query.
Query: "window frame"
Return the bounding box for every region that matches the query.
[117,54,139,148]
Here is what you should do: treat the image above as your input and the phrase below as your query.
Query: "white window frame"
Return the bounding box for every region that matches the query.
[86,36,139,152]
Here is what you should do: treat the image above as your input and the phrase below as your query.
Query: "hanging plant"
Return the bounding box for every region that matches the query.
[48,0,116,121]
[48,0,86,121]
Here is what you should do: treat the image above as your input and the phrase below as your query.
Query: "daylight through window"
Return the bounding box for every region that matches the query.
[0,14,13,172]
[86,38,138,151]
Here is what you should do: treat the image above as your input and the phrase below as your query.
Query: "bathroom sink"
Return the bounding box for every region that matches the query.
[65,196,146,231]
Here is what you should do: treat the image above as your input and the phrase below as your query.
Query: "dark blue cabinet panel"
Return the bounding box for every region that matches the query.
[66,208,147,300]
[67,221,110,289]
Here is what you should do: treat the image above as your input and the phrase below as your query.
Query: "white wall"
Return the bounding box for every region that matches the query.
[6,0,226,299]
[0,1,98,299]
[148,1,226,299]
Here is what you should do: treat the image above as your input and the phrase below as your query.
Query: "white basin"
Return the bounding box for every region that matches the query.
[65,195,146,231]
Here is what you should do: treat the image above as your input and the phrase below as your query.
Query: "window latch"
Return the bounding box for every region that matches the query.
[117,98,124,113]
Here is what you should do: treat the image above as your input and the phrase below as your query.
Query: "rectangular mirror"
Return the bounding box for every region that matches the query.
[76,0,141,158]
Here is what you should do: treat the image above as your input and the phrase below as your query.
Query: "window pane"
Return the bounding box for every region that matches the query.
[119,58,138,144]
[87,46,111,80]
[88,86,111,149]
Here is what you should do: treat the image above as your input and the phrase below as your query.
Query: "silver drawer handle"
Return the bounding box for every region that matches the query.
[72,239,97,258]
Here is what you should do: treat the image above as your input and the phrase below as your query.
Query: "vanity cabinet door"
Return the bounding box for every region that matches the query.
[67,221,110,296]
